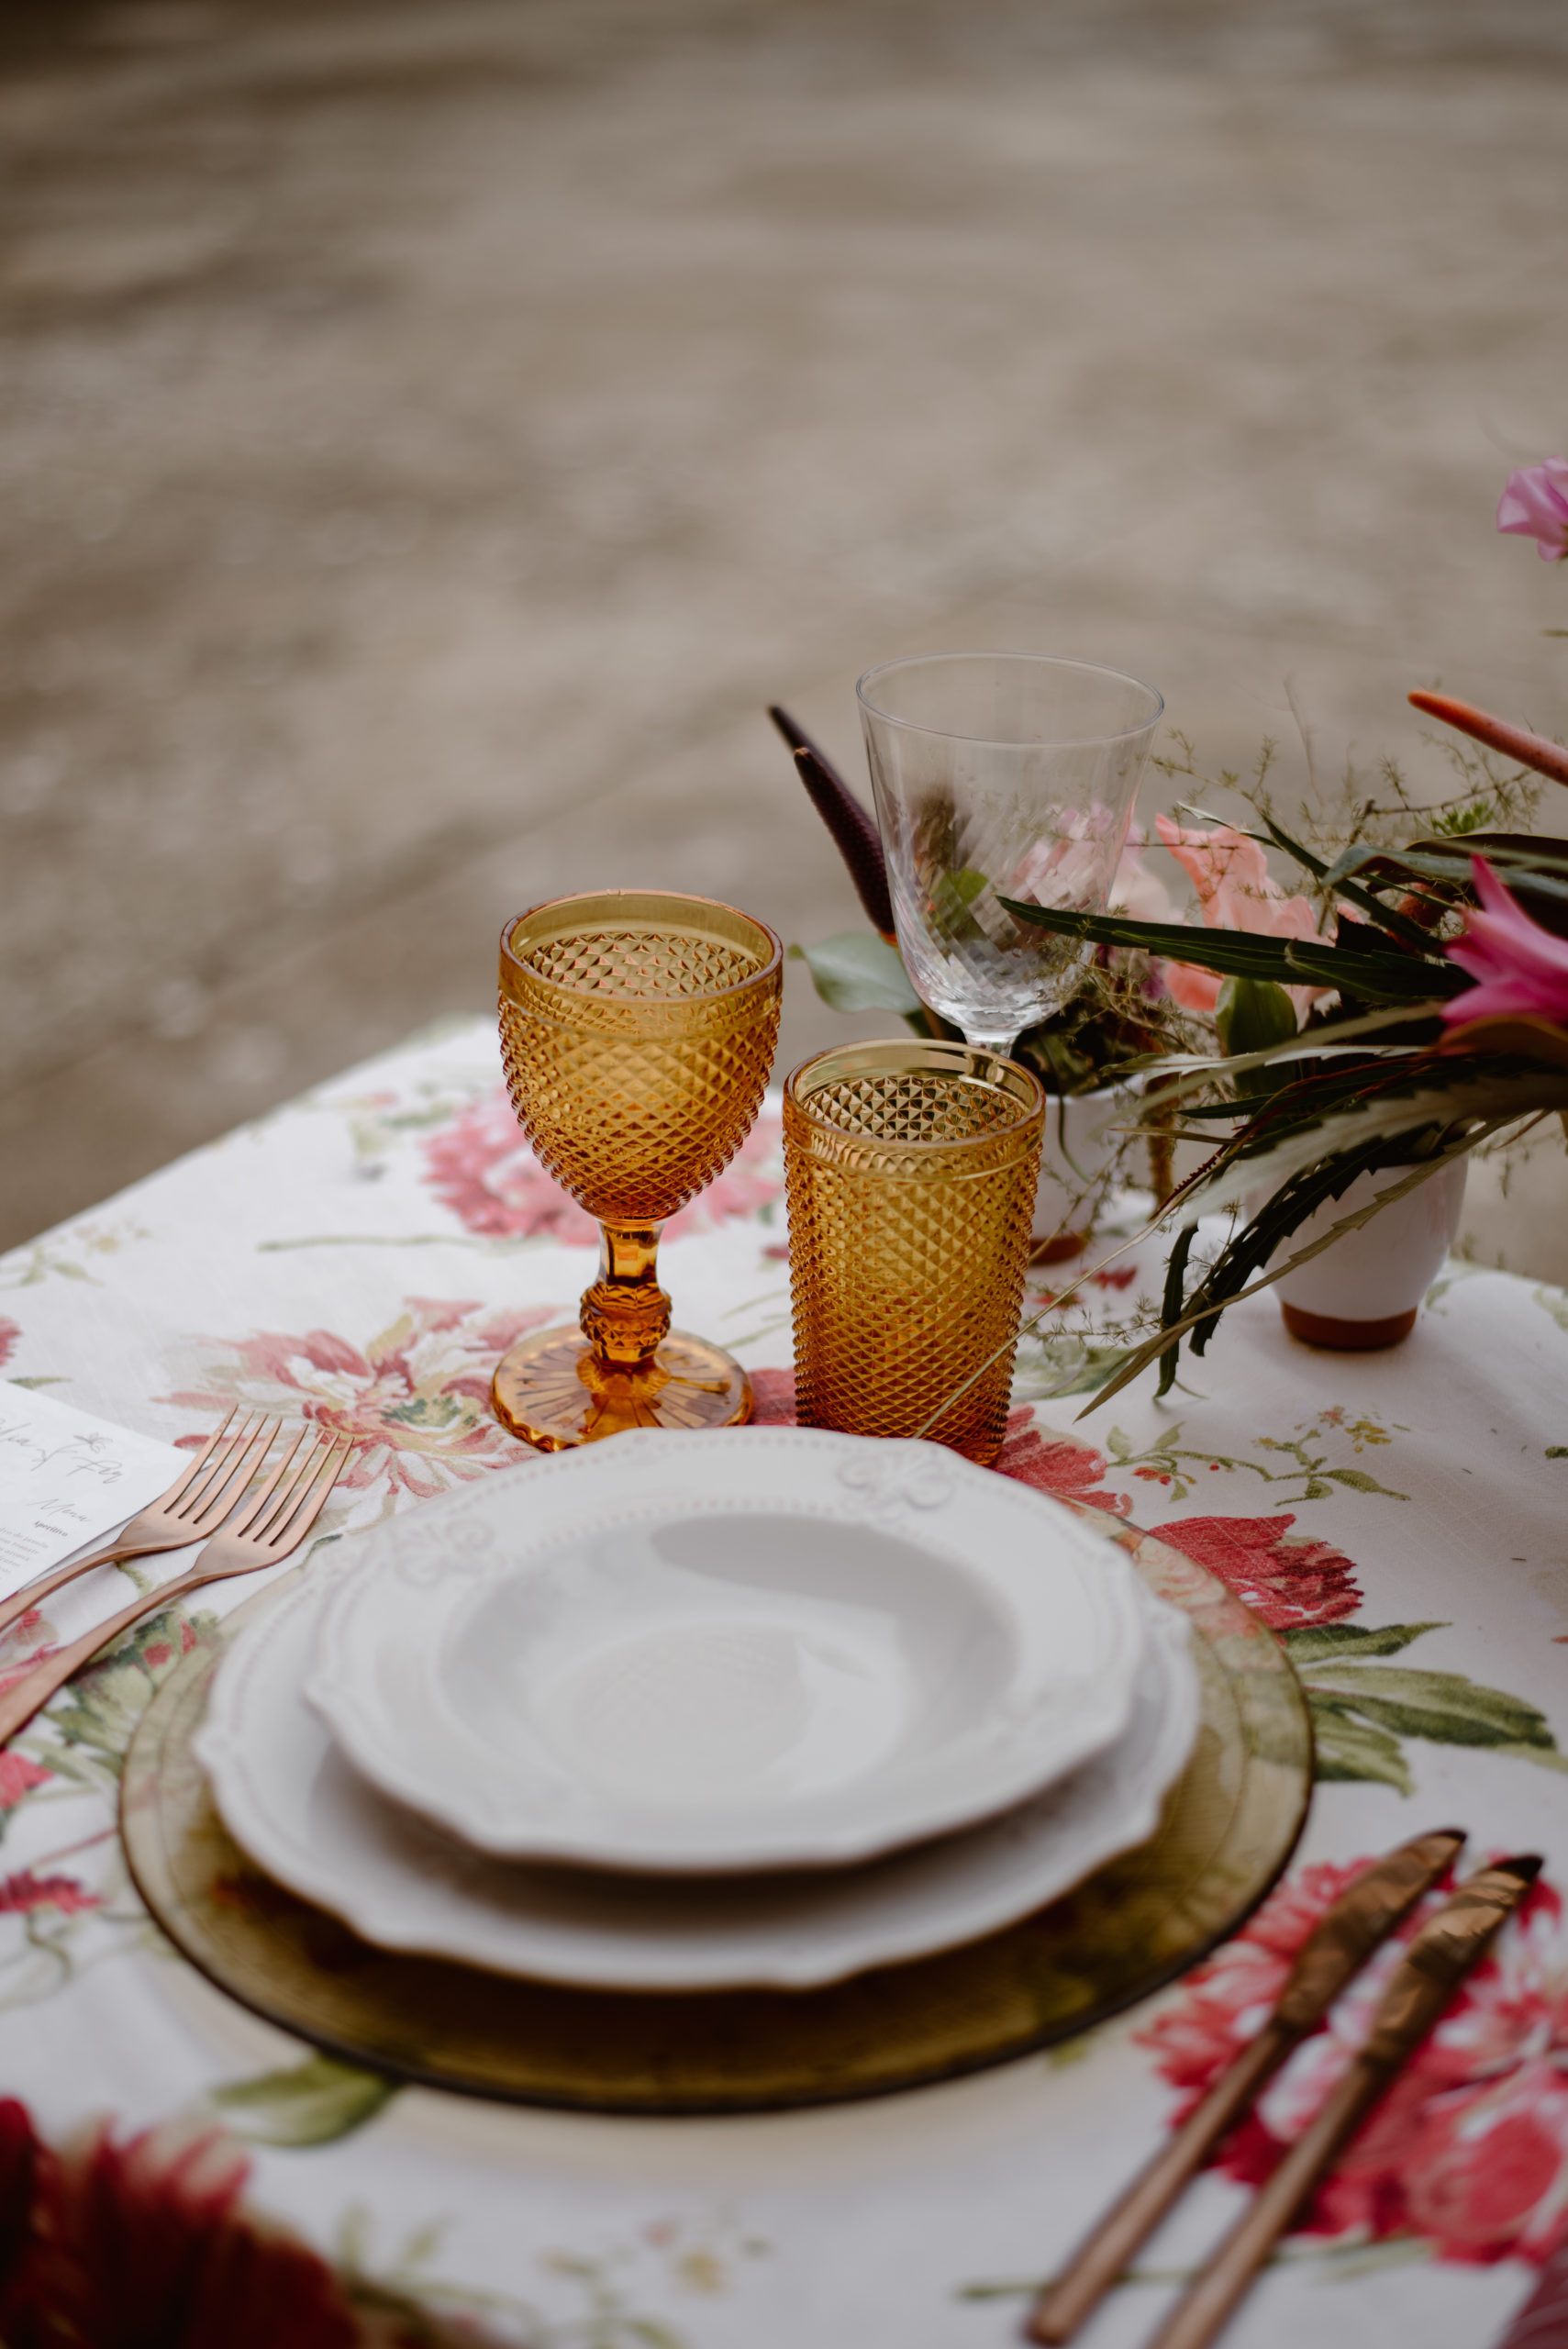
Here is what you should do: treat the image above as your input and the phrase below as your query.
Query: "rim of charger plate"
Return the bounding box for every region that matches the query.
[856,649,1164,750]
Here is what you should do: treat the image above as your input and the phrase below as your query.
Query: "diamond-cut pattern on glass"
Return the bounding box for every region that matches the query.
[809,1073,1024,1145]
[524,929,761,1001]
[784,1063,1041,1464]
[499,921,779,1227]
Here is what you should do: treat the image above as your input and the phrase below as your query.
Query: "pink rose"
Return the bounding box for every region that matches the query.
[1498,457,1568,562]
[1441,855,1568,1032]
[1154,815,1323,1017]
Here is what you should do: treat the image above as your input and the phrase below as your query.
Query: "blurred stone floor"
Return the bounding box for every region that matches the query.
[2,0,1565,1272]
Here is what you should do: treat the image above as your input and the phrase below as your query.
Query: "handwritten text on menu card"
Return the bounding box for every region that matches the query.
[0,1386,183,1598]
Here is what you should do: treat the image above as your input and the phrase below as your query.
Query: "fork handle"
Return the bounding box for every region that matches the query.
[0,1564,219,1745]
[0,1539,145,1645]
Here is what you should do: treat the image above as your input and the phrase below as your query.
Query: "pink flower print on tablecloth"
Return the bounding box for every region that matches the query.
[0,2101,362,2348]
[0,1757,50,1816]
[994,1409,1131,1517]
[0,1872,99,1919]
[732,1390,1132,1518]
[1141,1862,1568,2266]
[1153,1513,1362,1630]
[748,1367,799,1426]
[0,1320,18,1370]
[161,1297,560,1505]
[423,1089,784,1243]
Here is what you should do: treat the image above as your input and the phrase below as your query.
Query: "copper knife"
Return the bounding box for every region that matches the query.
[1146,1854,1541,2349]
[1027,1827,1466,2344]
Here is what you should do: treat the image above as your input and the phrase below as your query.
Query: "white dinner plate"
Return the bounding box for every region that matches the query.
[195,1561,1197,1990]
[303,1428,1149,1874]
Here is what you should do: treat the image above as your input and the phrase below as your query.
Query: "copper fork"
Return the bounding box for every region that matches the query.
[0,1407,281,1645]
[0,1428,354,1744]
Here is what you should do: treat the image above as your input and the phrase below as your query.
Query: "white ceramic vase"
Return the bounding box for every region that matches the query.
[1267,1158,1468,1350]
[1032,1086,1125,1263]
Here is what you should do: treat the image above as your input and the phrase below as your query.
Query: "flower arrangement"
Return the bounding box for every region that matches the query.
[996,457,1568,1398]
[781,457,1568,1392]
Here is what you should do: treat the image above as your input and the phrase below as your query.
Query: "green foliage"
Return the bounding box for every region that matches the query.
[1308,1703,1414,1791]
[995,898,1467,1003]
[789,933,922,1018]
[29,1607,218,1792]
[1279,1621,1566,1790]
[209,2054,397,2146]
[1215,977,1299,1099]
[794,927,1195,1093]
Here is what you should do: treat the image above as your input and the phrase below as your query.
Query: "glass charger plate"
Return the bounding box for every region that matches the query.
[119,1512,1311,2116]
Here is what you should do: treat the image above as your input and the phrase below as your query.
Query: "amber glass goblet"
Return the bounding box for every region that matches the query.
[492,891,783,1450]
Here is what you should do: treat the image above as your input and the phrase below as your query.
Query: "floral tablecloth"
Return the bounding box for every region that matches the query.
[0,1015,1564,2348]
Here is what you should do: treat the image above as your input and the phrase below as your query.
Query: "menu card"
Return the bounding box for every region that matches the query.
[0,1385,183,1601]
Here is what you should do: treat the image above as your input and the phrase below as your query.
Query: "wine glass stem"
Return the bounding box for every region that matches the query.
[580,1221,671,1367]
[965,1029,1021,1063]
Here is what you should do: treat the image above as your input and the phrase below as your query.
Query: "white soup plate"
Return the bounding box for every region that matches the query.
[303,1428,1149,1875]
[195,1561,1196,1991]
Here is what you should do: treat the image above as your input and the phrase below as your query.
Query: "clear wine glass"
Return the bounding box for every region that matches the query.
[857,652,1163,1058]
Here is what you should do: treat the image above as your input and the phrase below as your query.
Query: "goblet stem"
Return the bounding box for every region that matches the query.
[965,1029,1021,1062]
[579,1222,671,1367]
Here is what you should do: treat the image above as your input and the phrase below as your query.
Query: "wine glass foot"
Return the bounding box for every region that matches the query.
[491,1325,753,1451]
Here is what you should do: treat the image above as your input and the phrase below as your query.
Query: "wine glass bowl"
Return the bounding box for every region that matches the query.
[493,891,783,1450]
[858,652,1163,1058]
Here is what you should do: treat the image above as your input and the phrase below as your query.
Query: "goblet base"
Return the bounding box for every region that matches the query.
[492,1325,753,1451]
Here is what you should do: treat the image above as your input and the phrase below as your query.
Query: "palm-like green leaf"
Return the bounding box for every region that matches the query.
[995,899,1467,1001]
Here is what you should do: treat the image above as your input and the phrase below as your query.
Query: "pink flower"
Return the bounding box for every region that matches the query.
[736,1391,1133,1520]
[0,1321,17,1372]
[1154,815,1323,1017]
[423,1089,784,1243]
[1498,457,1568,562]
[1010,806,1123,908]
[0,2102,362,2348]
[1108,829,1179,925]
[0,1756,50,1812]
[161,1297,563,1510]
[1153,1513,1362,1629]
[747,1367,799,1425]
[1441,856,1568,1031]
[1140,1862,1568,2266]
[994,1409,1131,1517]
[0,1872,99,1918]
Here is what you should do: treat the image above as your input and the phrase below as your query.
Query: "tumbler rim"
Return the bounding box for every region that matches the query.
[855,650,1163,751]
[784,1037,1045,1161]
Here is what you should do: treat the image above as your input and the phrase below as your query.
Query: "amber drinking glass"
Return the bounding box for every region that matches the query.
[783,1040,1045,1465]
[493,891,783,1450]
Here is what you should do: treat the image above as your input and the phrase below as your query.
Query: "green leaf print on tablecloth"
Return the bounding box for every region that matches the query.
[1282,1621,1568,1793]
[210,2054,398,2147]
[20,1606,218,1798]
[1105,1410,1410,1508]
